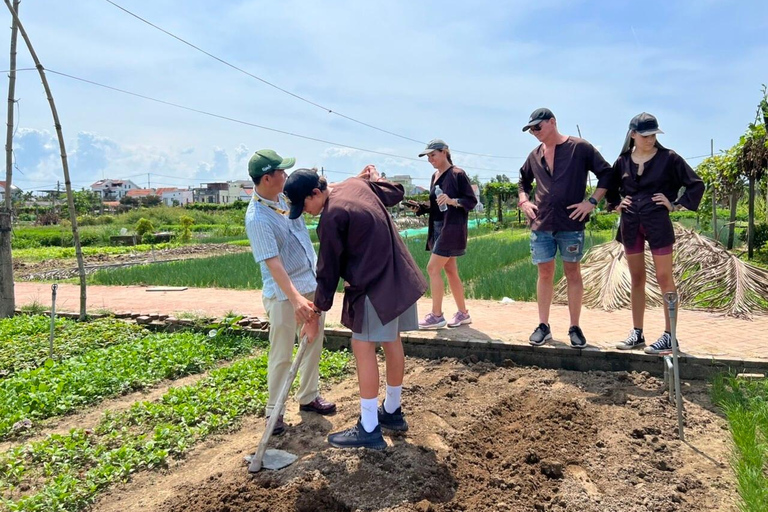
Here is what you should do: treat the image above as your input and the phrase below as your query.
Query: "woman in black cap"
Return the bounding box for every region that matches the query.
[411,139,478,330]
[610,113,704,353]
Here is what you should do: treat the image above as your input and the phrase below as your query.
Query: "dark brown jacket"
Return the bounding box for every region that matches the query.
[607,147,704,248]
[518,137,612,232]
[314,178,428,332]
[421,166,478,252]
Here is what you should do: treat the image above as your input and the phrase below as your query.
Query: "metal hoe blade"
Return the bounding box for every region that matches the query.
[245,449,298,471]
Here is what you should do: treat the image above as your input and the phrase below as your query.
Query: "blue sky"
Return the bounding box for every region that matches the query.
[4,0,767,193]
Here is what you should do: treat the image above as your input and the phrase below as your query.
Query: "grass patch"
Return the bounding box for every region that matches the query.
[711,374,768,511]
[86,227,614,301]
[88,252,262,288]
[12,243,175,262]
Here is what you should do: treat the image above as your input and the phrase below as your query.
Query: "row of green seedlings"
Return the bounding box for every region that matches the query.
[711,374,768,511]
[86,228,612,300]
[0,346,350,511]
[12,243,175,263]
[0,316,145,376]
[0,327,265,440]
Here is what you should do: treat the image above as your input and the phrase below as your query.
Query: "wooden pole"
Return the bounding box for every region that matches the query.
[0,0,20,318]
[710,139,717,242]
[4,0,87,318]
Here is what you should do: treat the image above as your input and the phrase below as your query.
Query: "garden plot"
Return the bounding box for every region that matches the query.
[13,243,249,281]
[93,357,737,512]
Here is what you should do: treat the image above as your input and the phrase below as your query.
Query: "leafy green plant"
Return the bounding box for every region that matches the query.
[134,218,154,238]
[0,348,349,511]
[0,316,145,375]
[0,331,264,439]
[178,215,194,242]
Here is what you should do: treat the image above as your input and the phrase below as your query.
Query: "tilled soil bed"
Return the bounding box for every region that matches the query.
[95,357,737,512]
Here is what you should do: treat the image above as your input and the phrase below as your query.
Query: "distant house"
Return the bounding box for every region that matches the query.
[240,185,253,201]
[391,175,419,195]
[157,187,193,206]
[0,181,22,202]
[193,182,229,204]
[90,179,140,201]
[126,188,156,198]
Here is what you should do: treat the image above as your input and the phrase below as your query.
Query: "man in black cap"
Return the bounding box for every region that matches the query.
[285,167,427,449]
[244,149,336,437]
[518,108,613,348]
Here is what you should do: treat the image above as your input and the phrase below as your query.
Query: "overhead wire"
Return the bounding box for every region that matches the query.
[42,68,515,176]
[101,0,524,160]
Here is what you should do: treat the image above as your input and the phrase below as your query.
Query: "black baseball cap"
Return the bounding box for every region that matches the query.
[629,112,664,136]
[522,108,555,132]
[283,169,321,219]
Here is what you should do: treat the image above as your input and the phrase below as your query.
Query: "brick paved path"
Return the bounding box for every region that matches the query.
[14,282,768,362]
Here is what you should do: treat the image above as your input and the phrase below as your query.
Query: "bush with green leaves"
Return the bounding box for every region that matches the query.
[739,223,768,251]
[178,215,194,242]
[134,218,155,238]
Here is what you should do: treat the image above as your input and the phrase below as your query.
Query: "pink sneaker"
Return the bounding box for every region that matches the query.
[447,310,471,328]
[419,312,446,330]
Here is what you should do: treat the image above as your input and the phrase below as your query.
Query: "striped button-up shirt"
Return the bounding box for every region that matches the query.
[245,191,317,301]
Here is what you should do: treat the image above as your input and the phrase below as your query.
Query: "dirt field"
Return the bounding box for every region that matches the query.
[93,356,737,512]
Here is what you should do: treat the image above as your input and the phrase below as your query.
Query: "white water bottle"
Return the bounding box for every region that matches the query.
[434,184,448,212]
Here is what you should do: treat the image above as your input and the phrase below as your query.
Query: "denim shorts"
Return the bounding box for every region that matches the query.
[432,221,465,258]
[352,296,419,342]
[530,230,585,264]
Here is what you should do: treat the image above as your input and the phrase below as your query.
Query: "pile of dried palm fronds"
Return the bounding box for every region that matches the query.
[554,224,768,318]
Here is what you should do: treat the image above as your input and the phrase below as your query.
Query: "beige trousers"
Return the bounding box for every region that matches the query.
[262,292,325,417]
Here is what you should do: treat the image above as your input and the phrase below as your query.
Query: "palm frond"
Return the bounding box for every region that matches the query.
[554,224,768,318]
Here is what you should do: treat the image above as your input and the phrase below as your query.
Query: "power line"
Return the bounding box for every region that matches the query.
[101,0,523,160]
[43,68,514,175]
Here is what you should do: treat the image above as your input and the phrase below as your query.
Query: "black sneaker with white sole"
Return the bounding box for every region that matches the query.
[327,419,387,450]
[616,329,645,350]
[568,325,587,348]
[378,402,408,432]
[644,332,674,354]
[529,323,552,346]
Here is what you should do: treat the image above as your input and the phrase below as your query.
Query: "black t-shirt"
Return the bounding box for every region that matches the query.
[429,170,449,221]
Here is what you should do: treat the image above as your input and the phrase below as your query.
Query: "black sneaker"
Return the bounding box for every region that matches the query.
[568,325,587,348]
[644,332,673,354]
[327,419,387,450]
[616,329,645,350]
[378,402,408,432]
[529,323,552,346]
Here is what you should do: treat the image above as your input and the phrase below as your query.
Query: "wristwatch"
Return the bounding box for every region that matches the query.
[588,197,598,206]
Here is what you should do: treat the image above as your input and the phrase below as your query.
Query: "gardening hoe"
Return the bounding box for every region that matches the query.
[664,291,685,441]
[247,334,310,473]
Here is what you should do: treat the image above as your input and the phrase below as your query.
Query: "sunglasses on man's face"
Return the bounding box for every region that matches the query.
[529,123,543,132]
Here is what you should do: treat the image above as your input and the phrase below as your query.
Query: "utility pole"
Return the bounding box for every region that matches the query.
[147,172,150,189]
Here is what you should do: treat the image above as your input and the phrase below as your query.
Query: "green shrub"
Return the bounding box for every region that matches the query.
[739,223,768,250]
[135,218,155,238]
[589,213,619,230]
